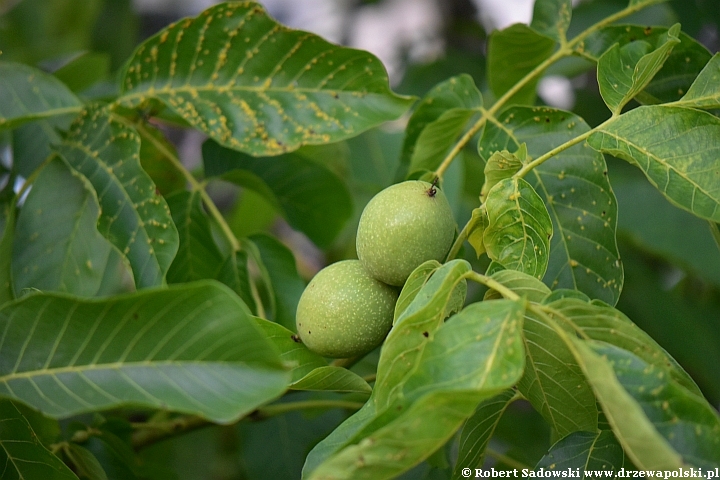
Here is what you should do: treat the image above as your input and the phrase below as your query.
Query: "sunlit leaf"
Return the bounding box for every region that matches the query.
[597,24,680,114]
[118,2,412,156]
[487,24,556,106]
[481,148,524,200]
[203,140,352,248]
[12,158,116,297]
[484,269,551,302]
[54,105,179,289]
[479,107,623,305]
[588,105,720,222]
[673,53,720,109]
[535,430,624,474]
[0,281,289,423]
[0,399,78,480]
[394,260,441,323]
[0,61,81,130]
[484,177,553,279]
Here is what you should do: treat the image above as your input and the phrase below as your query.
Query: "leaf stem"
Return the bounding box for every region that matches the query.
[464,271,521,301]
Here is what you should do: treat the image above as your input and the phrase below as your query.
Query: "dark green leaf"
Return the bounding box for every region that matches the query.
[12,158,116,297]
[481,148,524,200]
[398,75,483,180]
[535,430,624,474]
[54,105,179,289]
[574,340,720,469]
[203,140,352,248]
[0,201,17,307]
[452,390,517,479]
[578,25,711,104]
[0,281,288,423]
[136,122,186,196]
[12,115,76,179]
[247,233,305,330]
[518,310,598,438]
[118,2,412,155]
[597,24,680,114]
[484,177,553,279]
[65,443,108,480]
[484,269,551,302]
[291,366,372,394]
[0,399,79,480]
[673,53,720,109]
[479,107,623,305]
[253,317,326,383]
[588,105,720,222]
[0,61,82,130]
[215,249,257,314]
[53,52,111,94]
[487,24,556,106]
[531,0,572,43]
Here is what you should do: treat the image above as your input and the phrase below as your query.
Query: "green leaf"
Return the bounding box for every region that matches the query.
[467,206,489,258]
[0,202,17,307]
[452,389,517,479]
[374,259,472,410]
[588,105,720,222]
[65,443,108,480]
[479,107,623,305]
[484,269,551,302]
[53,52,111,94]
[393,260,441,323]
[0,281,289,423]
[215,249,257,315]
[165,190,224,283]
[487,24,556,106]
[203,140,352,248]
[118,2,412,156]
[12,115,76,179]
[578,25,711,104]
[310,299,526,479]
[398,74,483,180]
[484,177,553,280]
[12,159,116,297]
[573,340,720,469]
[535,430,624,473]
[247,233,305,331]
[253,317,326,383]
[408,108,482,175]
[136,122,186,196]
[0,61,82,130]
[54,105,179,289]
[597,24,680,114]
[673,53,720,109]
[481,149,524,201]
[531,0,572,43]
[518,310,599,438]
[0,399,79,480]
[291,366,372,394]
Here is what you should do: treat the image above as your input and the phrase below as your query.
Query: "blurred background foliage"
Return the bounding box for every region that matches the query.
[1,0,718,477]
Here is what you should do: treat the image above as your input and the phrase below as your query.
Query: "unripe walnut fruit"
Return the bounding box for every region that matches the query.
[295,260,398,358]
[356,180,455,286]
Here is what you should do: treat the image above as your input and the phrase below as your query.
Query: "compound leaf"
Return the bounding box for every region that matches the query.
[118,2,412,156]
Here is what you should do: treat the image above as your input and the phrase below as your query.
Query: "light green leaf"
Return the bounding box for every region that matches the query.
[481,149,524,200]
[12,158,116,297]
[484,177,553,280]
[518,309,598,438]
[398,74,483,180]
[0,399,79,480]
[530,0,572,43]
[0,281,289,423]
[674,53,720,109]
[452,390,517,479]
[393,260,441,323]
[253,317,326,383]
[65,443,108,480]
[597,24,680,114]
[291,366,372,394]
[118,2,412,156]
[54,105,179,289]
[479,107,623,305]
[535,430,624,474]
[484,269,551,302]
[573,340,720,469]
[203,139,352,248]
[374,259,471,410]
[467,206,489,258]
[0,61,81,130]
[487,24,556,106]
[578,25,711,105]
[588,105,720,222]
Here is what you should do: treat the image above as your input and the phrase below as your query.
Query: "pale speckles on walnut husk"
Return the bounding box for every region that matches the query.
[295,260,398,358]
[356,180,456,286]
